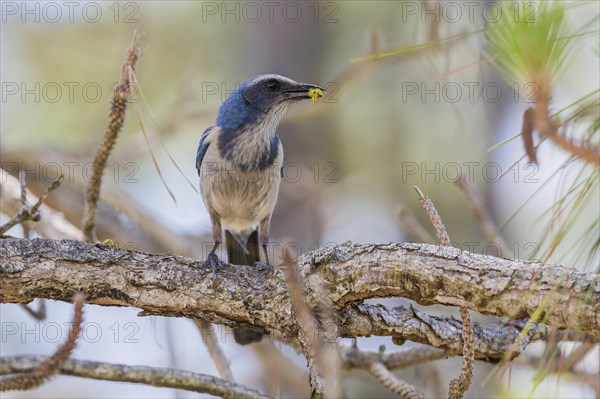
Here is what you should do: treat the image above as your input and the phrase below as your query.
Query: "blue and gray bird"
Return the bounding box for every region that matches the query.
[196,74,324,344]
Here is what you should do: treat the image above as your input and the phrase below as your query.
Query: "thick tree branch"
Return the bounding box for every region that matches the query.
[0,356,273,399]
[309,243,599,337]
[1,238,598,342]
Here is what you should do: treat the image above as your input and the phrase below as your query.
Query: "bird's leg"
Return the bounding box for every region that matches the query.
[203,213,223,274]
[251,242,272,271]
[253,219,273,272]
[203,240,222,274]
[262,242,271,265]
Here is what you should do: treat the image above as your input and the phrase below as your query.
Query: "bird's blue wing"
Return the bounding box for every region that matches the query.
[196,127,213,175]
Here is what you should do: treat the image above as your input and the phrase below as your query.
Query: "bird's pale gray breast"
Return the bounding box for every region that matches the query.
[199,126,283,231]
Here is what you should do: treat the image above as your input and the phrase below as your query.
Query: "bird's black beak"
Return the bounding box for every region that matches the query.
[285,83,325,101]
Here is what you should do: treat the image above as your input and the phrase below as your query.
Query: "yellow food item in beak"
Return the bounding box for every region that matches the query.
[308,88,324,103]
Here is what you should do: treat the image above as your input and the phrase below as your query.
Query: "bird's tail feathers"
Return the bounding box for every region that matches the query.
[225,229,260,265]
[225,229,264,345]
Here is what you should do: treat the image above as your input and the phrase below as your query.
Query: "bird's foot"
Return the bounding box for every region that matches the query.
[253,261,272,272]
[203,253,222,275]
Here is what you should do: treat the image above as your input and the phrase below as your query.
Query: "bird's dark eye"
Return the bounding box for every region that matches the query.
[266,79,279,90]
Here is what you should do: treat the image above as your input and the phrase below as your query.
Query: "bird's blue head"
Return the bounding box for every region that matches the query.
[216,74,324,130]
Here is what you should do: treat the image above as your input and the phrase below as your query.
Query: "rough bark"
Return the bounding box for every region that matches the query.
[1,238,598,344]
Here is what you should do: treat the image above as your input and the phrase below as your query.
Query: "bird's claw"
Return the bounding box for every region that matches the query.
[253,261,272,272]
[203,253,222,276]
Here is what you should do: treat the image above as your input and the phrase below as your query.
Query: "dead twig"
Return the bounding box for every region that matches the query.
[252,342,310,398]
[0,168,82,240]
[0,170,63,236]
[415,361,444,399]
[514,343,600,394]
[282,249,341,399]
[344,340,436,397]
[342,343,446,371]
[414,186,450,245]
[548,130,600,166]
[522,106,600,167]
[455,176,510,257]
[369,358,424,399]
[0,356,274,399]
[414,187,474,399]
[193,319,234,382]
[0,294,84,391]
[448,308,475,399]
[19,301,46,321]
[81,30,142,241]
[396,204,434,243]
[565,342,597,368]
[521,107,538,164]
